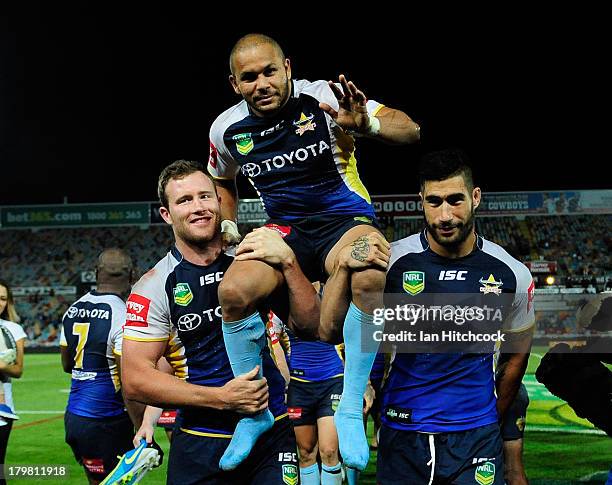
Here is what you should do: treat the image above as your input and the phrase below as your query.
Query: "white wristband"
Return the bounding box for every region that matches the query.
[366,115,381,137]
[221,220,240,239]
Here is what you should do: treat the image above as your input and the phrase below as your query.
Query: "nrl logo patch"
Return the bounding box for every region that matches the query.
[173,283,193,306]
[232,132,254,155]
[403,271,425,296]
[282,464,298,485]
[293,112,316,136]
[479,274,503,295]
[474,461,496,485]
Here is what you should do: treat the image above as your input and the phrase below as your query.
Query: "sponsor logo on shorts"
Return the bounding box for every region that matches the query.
[173,283,193,306]
[353,216,372,224]
[157,410,178,425]
[287,407,303,419]
[474,461,496,485]
[126,294,151,327]
[330,394,341,412]
[265,224,292,238]
[282,464,299,485]
[83,457,105,474]
[384,406,412,424]
[233,133,254,156]
[71,369,97,381]
[516,416,526,432]
[403,271,425,296]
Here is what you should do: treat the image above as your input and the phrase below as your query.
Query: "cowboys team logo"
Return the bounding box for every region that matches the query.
[282,464,298,485]
[293,112,316,136]
[479,274,503,295]
[173,283,193,306]
[403,271,425,296]
[233,132,254,155]
[474,461,496,485]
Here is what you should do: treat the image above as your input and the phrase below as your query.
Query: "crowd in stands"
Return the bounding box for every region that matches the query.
[1,215,610,346]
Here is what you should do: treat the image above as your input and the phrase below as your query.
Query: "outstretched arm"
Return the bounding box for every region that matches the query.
[319,74,420,145]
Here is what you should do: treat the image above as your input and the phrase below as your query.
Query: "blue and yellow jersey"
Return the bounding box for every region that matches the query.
[268,312,344,382]
[60,291,126,419]
[208,79,383,221]
[123,247,287,437]
[382,230,535,433]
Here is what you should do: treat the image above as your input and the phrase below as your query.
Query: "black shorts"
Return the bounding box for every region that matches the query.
[377,422,504,485]
[167,417,299,485]
[265,214,379,282]
[287,376,343,426]
[501,383,529,441]
[64,411,134,479]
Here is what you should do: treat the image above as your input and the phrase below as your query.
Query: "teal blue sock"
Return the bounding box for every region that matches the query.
[219,312,274,470]
[334,303,378,471]
[300,463,320,485]
[321,462,342,485]
[346,465,360,485]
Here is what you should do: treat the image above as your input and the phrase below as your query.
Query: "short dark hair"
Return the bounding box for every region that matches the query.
[229,33,285,75]
[157,160,212,208]
[418,148,474,191]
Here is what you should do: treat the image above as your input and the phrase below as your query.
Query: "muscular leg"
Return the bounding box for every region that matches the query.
[218,260,284,470]
[295,425,320,485]
[323,225,387,471]
[503,439,528,485]
[318,416,343,485]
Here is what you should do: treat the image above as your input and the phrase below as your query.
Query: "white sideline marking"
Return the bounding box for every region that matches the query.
[15,410,65,414]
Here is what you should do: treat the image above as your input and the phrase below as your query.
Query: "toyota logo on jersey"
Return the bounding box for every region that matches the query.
[177,313,202,332]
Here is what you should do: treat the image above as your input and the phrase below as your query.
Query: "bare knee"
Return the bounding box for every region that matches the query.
[297,443,317,466]
[351,267,386,312]
[318,445,339,466]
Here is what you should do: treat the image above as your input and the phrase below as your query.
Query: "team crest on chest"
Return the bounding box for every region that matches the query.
[479,274,503,295]
[293,112,316,136]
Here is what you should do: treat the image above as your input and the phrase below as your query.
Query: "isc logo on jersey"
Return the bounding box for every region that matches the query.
[240,141,330,178]
[439,270,468,281]
[200,272,223,286]
[126,294,151,327]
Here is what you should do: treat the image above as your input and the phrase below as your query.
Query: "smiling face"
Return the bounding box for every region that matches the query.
[229,42,292,118]
[421,174,481,256]
[159,171,222,247]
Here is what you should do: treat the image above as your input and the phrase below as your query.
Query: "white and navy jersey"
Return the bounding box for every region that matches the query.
[208,79,383,220]
[60,291,126,419]
[381,230,535,433]
[123,247,287,437]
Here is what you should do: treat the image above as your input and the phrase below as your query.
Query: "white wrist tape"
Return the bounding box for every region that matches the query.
[221,220,240,239]
[366,115,381,137]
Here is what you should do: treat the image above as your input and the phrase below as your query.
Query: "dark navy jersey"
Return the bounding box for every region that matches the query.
[123,247,287,437]
[268,312,344,382]
[208,79,383,220]
[60,291,126,419]
[381,230,535,433]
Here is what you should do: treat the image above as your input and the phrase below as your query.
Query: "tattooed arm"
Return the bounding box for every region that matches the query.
[319,232,390,343]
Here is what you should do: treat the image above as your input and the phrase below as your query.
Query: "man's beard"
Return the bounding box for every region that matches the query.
[426,209,475,249]
[180,216,222,247]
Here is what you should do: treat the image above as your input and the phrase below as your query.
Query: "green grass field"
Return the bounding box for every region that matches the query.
[5,350,611,484]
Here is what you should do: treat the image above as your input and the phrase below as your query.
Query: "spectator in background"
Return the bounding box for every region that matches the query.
[0,279,27,484]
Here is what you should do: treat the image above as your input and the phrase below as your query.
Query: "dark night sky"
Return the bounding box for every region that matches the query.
[0,8,607,205]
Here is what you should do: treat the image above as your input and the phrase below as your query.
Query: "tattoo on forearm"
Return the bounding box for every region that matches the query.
[351,236,370,262]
